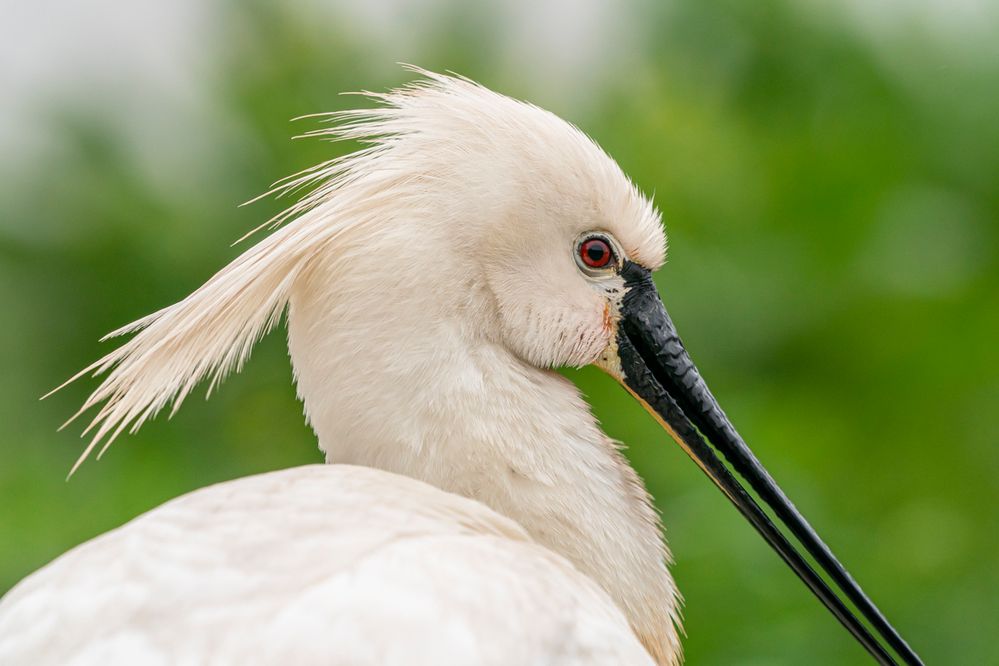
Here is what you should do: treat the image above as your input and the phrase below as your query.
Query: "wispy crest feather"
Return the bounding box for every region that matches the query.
[54,67,488,475]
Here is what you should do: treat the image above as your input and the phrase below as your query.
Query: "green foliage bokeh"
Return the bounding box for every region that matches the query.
[1,2,997,664]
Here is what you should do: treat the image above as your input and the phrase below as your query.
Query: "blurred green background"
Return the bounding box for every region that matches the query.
[1,1,997,663]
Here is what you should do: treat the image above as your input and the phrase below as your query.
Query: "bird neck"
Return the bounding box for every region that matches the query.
[286,253,682,666]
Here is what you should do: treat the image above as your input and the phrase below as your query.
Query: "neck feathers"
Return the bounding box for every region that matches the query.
[288,252,683,664]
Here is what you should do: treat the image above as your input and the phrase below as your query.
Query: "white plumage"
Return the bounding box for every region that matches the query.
[0,466,653,665]
[4,68,682,665]
[2,66,917,666]
[0,63,680,664]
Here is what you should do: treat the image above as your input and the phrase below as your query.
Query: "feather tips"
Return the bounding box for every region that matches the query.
[50,87,420,475]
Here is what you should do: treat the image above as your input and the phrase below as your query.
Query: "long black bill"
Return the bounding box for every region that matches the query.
[616,261,922,666]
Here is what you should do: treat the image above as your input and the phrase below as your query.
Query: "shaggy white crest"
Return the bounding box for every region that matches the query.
[54,66,665,475]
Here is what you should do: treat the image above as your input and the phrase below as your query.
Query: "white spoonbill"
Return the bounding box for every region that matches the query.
[0,69,921,666]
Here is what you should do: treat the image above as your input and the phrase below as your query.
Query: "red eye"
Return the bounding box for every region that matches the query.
[579,237,614,269]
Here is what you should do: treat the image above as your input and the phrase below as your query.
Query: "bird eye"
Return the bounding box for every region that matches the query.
[577,235,616,271]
